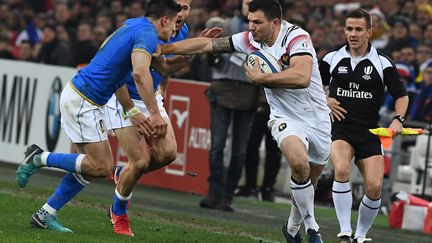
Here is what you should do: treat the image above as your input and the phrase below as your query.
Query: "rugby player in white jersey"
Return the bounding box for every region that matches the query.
[158,0,330,242]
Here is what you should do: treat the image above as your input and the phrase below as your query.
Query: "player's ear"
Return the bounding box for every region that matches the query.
[160,16,169,26]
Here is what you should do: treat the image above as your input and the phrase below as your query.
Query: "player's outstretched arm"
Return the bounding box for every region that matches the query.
[160,36,234,55]
[132,51,167,139]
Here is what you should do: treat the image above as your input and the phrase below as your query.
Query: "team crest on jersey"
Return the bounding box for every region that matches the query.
[99,120,106,134]
[338,66,348,74]
[281,53,290,66]
[362,66,373,80]
[278,123,287,132]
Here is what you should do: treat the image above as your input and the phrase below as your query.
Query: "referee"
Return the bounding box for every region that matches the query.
[319,9,408,243]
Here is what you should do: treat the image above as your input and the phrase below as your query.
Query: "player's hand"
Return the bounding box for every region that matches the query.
[199,27,223,38]
[389,119,403,137]
[154,45,163,57]
[327,97,347,122]
[243,57,267,85]
[149,113,167,140]
[130,112,153,139]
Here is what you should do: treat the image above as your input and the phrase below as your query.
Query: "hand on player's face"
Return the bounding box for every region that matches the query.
[327,97,347,122]
[199,27,223,38]
[149,113,167,140]
[243,57,266,84]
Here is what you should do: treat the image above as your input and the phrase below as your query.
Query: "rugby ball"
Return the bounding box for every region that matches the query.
[246,50,282,73]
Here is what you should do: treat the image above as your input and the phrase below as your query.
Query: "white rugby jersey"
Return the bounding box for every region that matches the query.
[231,21,330,121]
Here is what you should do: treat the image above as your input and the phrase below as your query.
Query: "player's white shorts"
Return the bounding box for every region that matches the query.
[268,115,331,165]
[104,93,168,131]
[60,83,107,143]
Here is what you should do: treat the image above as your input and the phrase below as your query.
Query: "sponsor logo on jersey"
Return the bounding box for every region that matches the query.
[363,66,373,80]
[338,66,348,74]
[336,87,373,99]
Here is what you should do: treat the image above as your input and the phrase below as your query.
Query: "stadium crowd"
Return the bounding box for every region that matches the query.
[0,0,431,122]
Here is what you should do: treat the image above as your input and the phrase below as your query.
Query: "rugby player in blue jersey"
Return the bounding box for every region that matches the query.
[16,0,182,234]
[103,0,210,236]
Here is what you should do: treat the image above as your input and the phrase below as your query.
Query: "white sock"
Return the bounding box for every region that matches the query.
[287,196,302,236]
[290,178,319,232]
[355,195,381,239]
[37,203,57,221]
[332,181,352,234]
[33,152,50,167]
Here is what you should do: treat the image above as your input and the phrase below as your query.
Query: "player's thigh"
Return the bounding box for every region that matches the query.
[269,117,309,165]
[356,155,384,195]
[306,119,331,165]
[115,126,150,163]
[60,83,108,143]
[151,117,177,159]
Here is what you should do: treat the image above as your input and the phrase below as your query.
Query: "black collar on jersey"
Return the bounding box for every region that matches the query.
[345,43,372,56]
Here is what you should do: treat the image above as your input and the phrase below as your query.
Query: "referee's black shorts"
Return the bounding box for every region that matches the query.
[331,125,383,161]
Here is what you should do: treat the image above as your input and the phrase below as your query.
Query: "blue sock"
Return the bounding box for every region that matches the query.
[47,173,89,211]
[112,189,131,216]
[47,153,83,173]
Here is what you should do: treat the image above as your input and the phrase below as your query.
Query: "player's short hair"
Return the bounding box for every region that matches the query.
[345,9,372,29]
[248,0,283,21]
[145,0,181,19]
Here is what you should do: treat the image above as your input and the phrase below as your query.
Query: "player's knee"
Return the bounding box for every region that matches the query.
[290,162,309,180]
[334,166,350,179]
[365,182,382,198]
[131,159,150,175]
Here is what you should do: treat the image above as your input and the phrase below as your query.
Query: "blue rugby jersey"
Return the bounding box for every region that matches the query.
[70,17,158,106]
[127,24,189,100]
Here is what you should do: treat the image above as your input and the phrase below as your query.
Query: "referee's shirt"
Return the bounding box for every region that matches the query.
[319,44,407,128]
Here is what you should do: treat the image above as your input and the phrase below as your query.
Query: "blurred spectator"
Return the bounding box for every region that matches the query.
[115,12,128,28]
[17,40,35,62]
[72,22,97,67]
[0,34,13,59]
[110,0,123,15]
[96,12,113,34]
[93,25,107,47]
[15,13,42,46]
[400,45,418,75]
[409,22,423,43]
[409,62,432,122]
[56,25,70,42]
[424,23,432,45]
[384,16,415,55]
[400,0,416,19]
[127,0,144,18]
[54,2,76,33]
[416,44,432,70]
[370,8,390,50]
[37,24,72,66]
[416,4,432,29]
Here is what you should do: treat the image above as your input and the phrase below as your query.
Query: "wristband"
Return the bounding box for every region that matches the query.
[122,106,141,119]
